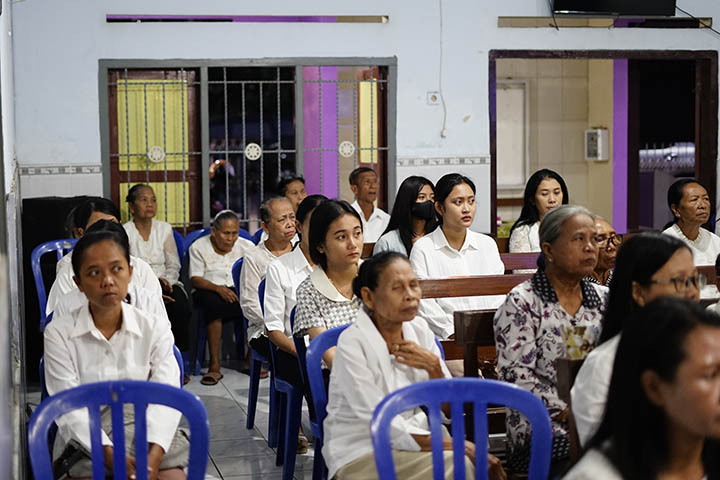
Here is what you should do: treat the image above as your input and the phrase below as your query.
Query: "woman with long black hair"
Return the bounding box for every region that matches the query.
[509,169,569,253]
[373,176,438,256]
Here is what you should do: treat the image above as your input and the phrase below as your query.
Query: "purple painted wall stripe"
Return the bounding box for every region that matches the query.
[613,59,629,233]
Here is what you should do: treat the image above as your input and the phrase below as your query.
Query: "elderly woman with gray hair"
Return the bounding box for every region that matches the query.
[493,205,608,475]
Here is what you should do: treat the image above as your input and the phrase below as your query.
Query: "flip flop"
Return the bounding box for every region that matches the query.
[201,371,224,386]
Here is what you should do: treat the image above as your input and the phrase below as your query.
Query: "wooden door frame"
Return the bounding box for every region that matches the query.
[489,50,718,234]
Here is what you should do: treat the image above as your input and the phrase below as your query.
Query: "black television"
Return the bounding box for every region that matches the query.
[552,0,676,16]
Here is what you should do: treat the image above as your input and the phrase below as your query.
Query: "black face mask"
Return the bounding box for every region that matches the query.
[411,201,435,220]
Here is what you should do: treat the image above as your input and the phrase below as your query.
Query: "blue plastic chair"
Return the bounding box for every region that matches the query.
[304,324,351,480]
[371,378,553,480]
[260,280,303,479]
[252,227,264,245]
[183,226,252,255]
[31,239,78,330]
[435,337,445,360]
[28,380,209,480]
[231,259,278,447]
[172,229,185,265]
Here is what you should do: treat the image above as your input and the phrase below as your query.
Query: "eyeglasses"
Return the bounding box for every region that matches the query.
[595,233,623,251]
[647,273,707,293]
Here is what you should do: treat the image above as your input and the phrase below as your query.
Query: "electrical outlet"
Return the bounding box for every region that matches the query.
[427,91,440,105]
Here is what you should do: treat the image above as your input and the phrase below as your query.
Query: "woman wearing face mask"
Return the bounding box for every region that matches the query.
[662,179,720,298]
[373,176,438,256]
[571,233,702,447]
[509,169,569,254]
[409,173,505,339]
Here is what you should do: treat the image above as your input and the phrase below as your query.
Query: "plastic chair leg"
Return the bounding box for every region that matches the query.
[275,392,287,466]
[312,436,327,480]
[281,389,304,480]
[267,377,279,448]
[246,355,262,430]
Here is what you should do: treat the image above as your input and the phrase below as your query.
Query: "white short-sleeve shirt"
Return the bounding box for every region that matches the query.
[44,301,181,454]
[571,334,621,447]
[189,235,253,287]
[509,222,540,253]
[239,242,280,341]
[409,227,506,339]
[372,229,408,256]
[47,253,162,316]
[263,247,314,337]
[123,220,181,284]
[351,200,390,244]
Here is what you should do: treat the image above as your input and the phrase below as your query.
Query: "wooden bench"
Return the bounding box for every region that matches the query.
[500,252,539,272]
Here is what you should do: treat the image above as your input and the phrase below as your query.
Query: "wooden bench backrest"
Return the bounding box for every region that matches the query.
[419,274,531,299]
[500,252,539,271]
[361,243,375,259]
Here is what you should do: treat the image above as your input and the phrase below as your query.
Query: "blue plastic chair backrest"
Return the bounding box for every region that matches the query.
[371,378,552,480]
[31,239,78,329]
[28,380,209,480]
[305,324,351,435]
[239,227,253,242]
[182,227,210,256]
[251,228,264,245]
[232,258,243,298]
[172,230,185,263]
[435,338,445,361]
[258,279,266,315]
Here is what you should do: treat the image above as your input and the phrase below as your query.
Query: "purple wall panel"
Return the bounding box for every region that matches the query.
[302,66,338,198]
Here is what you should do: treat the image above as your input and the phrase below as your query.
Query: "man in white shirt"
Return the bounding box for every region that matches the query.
[349,167,390,244]
[240,197,297,368]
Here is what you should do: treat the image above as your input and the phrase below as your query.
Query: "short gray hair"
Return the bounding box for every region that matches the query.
[539,204,596,246]
[259,196,291,224]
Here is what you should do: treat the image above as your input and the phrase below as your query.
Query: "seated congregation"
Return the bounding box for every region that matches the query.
[32,167,720,480]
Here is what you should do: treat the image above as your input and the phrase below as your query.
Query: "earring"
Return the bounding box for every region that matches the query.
[547,257,554,263]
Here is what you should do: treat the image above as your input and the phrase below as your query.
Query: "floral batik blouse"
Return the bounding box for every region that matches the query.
[493,268,608,466]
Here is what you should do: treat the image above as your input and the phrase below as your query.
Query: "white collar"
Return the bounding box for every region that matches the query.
[70,302,142,339]
[310,267,356,303]
[352,200,381,222]
[354,309,423,385]
[428,226,479,253]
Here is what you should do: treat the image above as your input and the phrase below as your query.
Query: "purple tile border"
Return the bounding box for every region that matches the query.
[107,15,339,23]
[613,59,628,233]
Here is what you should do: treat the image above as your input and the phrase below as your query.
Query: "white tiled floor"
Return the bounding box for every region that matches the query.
[184,367,315,480]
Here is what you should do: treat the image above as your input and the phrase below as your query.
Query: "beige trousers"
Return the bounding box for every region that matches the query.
[335,450,475,480]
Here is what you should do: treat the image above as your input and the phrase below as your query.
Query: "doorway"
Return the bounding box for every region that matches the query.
[490,50,718,235]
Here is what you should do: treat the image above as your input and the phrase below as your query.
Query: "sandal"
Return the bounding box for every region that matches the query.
[200,371,224,386]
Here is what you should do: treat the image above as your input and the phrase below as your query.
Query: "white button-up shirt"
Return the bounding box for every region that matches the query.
[409,227,506,339]
[47,253,162,316]
[239,242,279,341]
[123,220,181,285]
[571,334,620,447]
[663,224,720,298]
[323,309,451,479]
[43,302,181,454]
[351,200,390,244]
[189,235,253,287]
[263,247,314,336]
[53,284,169,324]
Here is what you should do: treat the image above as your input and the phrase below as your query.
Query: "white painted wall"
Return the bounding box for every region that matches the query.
[11,0,720,197]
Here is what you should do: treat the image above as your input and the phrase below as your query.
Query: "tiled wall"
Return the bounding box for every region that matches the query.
[497,58,596,219]
[19,165,103,199]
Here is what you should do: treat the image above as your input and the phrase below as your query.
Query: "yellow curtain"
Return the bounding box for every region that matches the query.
[116,78,189,171]
[358,81,379,164]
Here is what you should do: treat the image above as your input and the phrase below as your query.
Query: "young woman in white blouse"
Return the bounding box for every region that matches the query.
[124,184,190,382]
[44,228,188,480]
[324,252,506,480]
[565,298,720,480]
[571,233,701,447]
[189,210,254,385]
[662,179,720,298]
[292,200,363,368]
[409,173,505,339]
[373,175,438,256]
[508,169,568,254]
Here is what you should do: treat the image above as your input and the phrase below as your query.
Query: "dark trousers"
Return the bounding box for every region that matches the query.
[164,284,191,352]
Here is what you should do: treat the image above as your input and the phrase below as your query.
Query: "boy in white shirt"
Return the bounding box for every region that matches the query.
[349,167,390,244]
